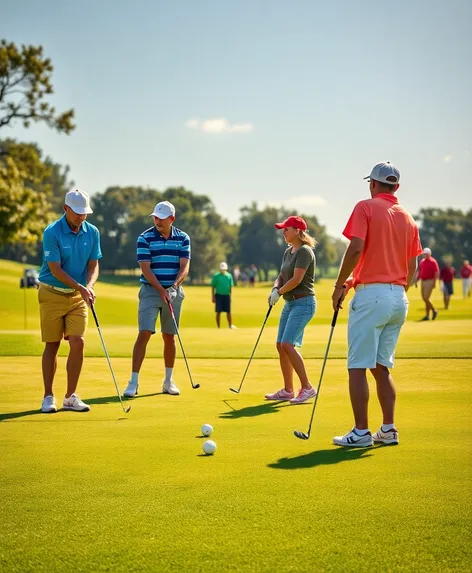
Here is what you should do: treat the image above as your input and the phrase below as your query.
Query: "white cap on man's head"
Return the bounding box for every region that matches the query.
[220,262,228,271]
[364,162,400,185]
[64,188,93,215]
[423,247,432,255]
[150,201,176,219]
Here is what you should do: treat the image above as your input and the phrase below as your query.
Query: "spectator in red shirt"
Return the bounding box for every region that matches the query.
[439,263,455,309]
[460,260,472,298]
[415,247,439,321]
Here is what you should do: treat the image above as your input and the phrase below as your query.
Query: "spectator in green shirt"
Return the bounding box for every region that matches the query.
[211,262,236,329]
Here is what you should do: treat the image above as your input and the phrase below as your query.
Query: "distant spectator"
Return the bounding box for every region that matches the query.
[439,262,455,309]
[460,260,472,298]
[233,265,241,286]
[416,247,439,321]
[211,262,236,329]
[248,264,258,287]
[240,269,249,287]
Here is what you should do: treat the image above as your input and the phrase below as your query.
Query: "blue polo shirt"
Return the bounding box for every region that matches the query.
[137,226,191,287]
[38,215,102,288]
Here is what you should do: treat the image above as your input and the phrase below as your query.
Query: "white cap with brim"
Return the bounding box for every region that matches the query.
[364,162,400,185]
[65,188,93,215]
[423,247,432,255]
[220,262,228,270]
[150,201,176,219]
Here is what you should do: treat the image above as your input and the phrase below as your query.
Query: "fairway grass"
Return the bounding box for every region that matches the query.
[1,357,471,573]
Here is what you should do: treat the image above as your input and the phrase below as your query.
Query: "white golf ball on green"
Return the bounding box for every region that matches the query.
[201,423,213,437]
[203,440,217,455]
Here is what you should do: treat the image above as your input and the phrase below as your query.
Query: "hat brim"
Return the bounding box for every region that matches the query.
[274,222,288,229]
[66,205,93,215]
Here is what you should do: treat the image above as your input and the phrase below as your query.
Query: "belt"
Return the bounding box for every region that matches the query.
[40,282,76,294]
[356,283,405,291]
[286,292,313,300]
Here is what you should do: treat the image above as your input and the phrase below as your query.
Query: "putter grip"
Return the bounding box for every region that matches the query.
[331,310,339,327]
[91,304,99,327]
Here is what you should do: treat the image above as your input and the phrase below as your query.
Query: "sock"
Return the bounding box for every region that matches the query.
[355,427,370,435]
[131,372,139,384]
[165,367,173,381]
[382,423,395,432]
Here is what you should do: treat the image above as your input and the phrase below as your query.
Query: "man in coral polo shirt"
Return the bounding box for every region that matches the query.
[415,247,439,320]
[331,161,422,448]
[439,262,455,309]
[460,260,472,298]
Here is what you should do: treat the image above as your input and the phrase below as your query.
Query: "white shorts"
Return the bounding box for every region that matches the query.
[347,284,409,369]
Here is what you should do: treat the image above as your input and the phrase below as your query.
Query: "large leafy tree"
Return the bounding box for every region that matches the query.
[0,40,74,132]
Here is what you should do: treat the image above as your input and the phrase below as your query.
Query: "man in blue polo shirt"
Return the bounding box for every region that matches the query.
[123,201,191,397]
[38,188,102,414]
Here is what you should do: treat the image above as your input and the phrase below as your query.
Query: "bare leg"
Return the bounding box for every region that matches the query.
[132,331,152,372]
[66,336,85,398]
[348,368,369,429]
[162,333,176,368]
[370,364,395,425]
[216,313,221,328]
[276,343,294,392]
[227,312,232,327]
[280,342,310,389]
[42,341,61,397]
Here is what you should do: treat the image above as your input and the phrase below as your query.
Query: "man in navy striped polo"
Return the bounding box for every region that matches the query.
[123,201,191,397]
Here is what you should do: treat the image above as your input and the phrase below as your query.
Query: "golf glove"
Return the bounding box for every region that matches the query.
[269,288,280,306]
[166,285,178,303]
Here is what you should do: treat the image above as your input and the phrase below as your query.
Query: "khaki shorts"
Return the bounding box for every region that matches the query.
[421,279,435,300]
[38,284,88,342]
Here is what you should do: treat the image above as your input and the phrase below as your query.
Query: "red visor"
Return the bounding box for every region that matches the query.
[274,216,307,231]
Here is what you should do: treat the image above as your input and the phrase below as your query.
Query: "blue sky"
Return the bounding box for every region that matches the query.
[3,0,471,237]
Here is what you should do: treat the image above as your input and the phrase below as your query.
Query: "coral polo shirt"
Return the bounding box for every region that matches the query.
[418,257,440,280]
[343,193,422,288]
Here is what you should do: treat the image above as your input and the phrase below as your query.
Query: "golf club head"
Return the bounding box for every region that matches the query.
[229,388,240,394]
[125,406,131,413]
[193,384,201,389]
[294,430,309,440]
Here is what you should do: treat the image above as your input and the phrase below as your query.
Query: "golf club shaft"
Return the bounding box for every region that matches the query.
[91,304,130,413]
[236,305,273,393]
[166,300,198,389]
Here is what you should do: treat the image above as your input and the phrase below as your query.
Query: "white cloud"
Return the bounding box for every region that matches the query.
[185,117,254,134]
[266,195,327,211]
[443,154,452,164]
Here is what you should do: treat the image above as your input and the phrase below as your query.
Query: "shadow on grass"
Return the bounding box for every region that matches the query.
[268,447,373,470]
[0,392,163,422]
[220,401,291,419]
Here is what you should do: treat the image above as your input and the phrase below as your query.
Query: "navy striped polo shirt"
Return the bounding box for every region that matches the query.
[137,226,191,287]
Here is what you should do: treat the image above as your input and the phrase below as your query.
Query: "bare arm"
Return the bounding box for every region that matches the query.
[278,268,307,295]
[86,260,99,289]
[332,237,364,311]
[211,286,215,302]
[47,262,95,306]
[139,261,169,300]
[406,256,417,292]
[273,272,283,290]
[174,258,190,288]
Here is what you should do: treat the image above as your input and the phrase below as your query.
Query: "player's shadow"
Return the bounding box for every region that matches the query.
[268,447,373,470]
[219,401,291,419]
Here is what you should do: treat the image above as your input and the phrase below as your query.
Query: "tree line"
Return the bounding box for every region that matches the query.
[1,39,470,281]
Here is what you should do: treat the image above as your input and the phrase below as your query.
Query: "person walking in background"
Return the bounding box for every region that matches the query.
[123,201,190,398]
[460,260,472,298]
[211,262,236,329]
[265,216,317,404]
[416,247,439,321]
[232,265,241,286]
[331,162,422,448]
[38,189,102,413]
[248,264,258,287]
[439,262,455,309]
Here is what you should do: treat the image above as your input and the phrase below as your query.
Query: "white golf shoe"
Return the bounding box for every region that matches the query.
[41,395,57,413]
[123,380,138,398]
[162,379,180,395]
[62,394,90,412]
[333,428,373,448]
[372,427,399,445]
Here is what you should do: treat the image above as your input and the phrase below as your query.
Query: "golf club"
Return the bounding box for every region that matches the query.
[230,305,273,394]
[166,300,200,389]
[90,303,131,414]
[294,301,342,440]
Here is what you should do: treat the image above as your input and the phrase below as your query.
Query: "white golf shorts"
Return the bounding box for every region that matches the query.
[347,283,409,369]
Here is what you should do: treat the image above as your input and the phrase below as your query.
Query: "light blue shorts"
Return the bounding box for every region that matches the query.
[348,284,409,369]
[277,296,316,347]
[138,284,184,335]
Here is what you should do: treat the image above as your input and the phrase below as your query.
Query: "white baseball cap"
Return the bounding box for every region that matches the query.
[64,188,93,214]
[423,247,432,255]
[364,162,400,185]
[220,262,228,271]
[150,201,176,219]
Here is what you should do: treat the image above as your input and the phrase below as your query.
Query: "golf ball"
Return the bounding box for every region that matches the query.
[201,423,213,437]
[203,440,217,455]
